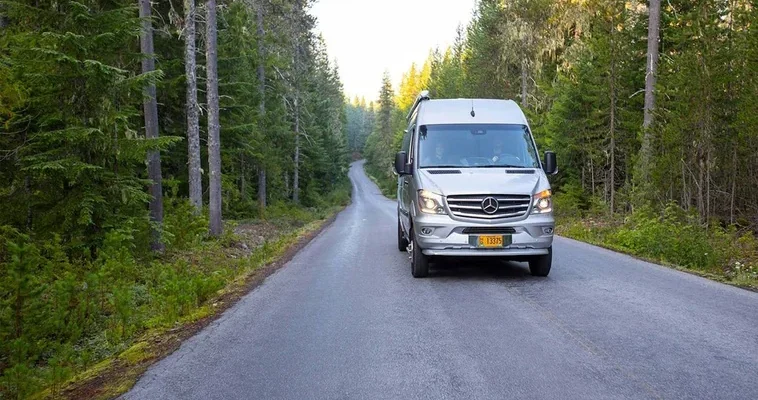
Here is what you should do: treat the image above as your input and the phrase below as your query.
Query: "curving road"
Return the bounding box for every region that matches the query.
[125,161,758,400]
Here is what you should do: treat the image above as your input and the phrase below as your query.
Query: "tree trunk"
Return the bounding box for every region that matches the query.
[240,154,246,196]
[206,0,222,236]
[520,59,528,109]
[0,5,7,29]
[639,0,661,185]
[730,143,737,225]
[25,175,31,229]
[184,0,202,213]
[609,35,616,216]
[590,157,596,195]
[293,95,300,204]
[292,24,301,204]
[139,0,164,252]
[699,160,706,221]
[257,1,267,215]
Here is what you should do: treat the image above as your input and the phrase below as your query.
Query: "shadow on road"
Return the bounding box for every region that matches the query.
[428,257,538,281]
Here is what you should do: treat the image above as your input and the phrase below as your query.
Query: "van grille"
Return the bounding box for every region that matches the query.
[446,194,531,219]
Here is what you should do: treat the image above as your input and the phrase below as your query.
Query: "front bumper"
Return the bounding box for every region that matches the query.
[412,212,554,257]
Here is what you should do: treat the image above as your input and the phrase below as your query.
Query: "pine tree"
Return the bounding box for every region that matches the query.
[206,0,222,236]
[256,0,267,214]
[184,0,202,213]
[636,0,661,201]
[140,0,165,252]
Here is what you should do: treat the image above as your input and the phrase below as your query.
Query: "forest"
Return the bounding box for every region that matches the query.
[359,0,758,286]
[0,0,349,397]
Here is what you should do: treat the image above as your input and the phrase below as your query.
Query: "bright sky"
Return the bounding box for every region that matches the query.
[311,0,477,102]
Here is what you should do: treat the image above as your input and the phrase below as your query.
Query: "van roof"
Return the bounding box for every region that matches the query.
[417,99,527,126]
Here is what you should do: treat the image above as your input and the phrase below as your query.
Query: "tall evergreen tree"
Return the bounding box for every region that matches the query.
[206,0,222,235]
[184,0,202,213]
[256,0,267,214]
[140,0,165,252]
[636,0,661,200]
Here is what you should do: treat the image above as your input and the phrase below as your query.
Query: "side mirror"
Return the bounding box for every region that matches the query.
[395,151,409,175]
[543,151,557,175]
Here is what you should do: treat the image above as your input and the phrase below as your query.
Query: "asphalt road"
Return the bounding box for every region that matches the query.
[125,161,758,400]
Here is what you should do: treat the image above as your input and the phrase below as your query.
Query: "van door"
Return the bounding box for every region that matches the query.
[398,112,417,232]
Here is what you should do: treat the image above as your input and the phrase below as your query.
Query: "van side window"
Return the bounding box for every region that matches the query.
[407,124,416,163]
[406,110,418,163]
[401,127,412,154]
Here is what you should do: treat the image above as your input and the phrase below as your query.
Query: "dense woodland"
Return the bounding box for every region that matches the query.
[0,0,348,396]
[359,0,758,281]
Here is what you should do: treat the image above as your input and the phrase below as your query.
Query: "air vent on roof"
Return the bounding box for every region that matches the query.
[505,169,535,174]
[428,170,462,175]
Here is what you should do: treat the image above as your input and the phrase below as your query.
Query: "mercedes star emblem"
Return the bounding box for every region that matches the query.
[481,197,499,214]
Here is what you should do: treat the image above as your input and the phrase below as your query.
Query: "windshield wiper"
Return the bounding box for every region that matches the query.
[479,164,529,169]
[420,165,463,169]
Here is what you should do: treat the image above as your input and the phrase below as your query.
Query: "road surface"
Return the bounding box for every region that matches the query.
[125,161,758,400]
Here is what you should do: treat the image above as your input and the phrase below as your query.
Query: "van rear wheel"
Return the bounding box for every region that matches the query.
[397,218,409,252]
[411,229,429,278]
[528,247,552,277]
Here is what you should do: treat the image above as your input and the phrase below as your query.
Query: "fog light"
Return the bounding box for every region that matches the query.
[420,227,434,236]
[542,226,554,235]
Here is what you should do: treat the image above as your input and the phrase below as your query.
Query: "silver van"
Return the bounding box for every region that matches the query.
[394,91,557,278]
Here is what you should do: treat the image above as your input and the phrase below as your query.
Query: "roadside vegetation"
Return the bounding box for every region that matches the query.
[1,0,350,397]
[556,198,758,288]
[0,188,350,399]
[358,0,758,288]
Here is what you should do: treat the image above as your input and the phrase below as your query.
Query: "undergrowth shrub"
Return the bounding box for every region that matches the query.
[1,186,349,398]
[556,199,758,281]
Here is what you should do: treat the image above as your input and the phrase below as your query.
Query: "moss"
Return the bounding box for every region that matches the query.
[179,305,214,324]
[119,342,154,365]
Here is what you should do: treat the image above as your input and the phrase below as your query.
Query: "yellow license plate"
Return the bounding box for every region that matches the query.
[478,235,504,248]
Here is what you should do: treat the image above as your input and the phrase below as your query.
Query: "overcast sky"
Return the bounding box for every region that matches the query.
[311,0,477,102]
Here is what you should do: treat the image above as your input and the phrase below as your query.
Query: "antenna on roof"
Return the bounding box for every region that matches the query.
[470,99,476,117]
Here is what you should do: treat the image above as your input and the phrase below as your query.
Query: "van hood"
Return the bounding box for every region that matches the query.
[417,168,545,196]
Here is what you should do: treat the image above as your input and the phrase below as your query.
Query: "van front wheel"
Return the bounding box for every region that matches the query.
[528,247,552,277]
[411,230,430,278]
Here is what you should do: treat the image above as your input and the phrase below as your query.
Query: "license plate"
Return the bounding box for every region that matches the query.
[478,235,506,248]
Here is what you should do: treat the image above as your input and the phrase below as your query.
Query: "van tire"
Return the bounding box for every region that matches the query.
[528,247,552,277]
[397,218,409,252]
[411,229,430,278]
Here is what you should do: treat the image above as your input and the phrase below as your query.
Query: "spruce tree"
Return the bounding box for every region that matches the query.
[139,0,165,252]
[206,0,222,236]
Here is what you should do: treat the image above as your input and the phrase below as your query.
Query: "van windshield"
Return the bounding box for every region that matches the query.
[417,124,540,169]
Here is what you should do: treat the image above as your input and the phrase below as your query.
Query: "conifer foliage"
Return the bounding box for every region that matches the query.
[0,0,347,395]
[367,0,758,229]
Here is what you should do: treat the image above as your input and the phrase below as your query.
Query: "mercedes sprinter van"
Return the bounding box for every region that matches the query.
[394,91,557,278]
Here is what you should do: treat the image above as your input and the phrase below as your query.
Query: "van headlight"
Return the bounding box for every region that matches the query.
[532,189,552,214]
[418,190,446,214]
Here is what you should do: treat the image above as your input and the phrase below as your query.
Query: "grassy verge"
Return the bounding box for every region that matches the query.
[1,184,351,399]
[555,202,758,290]
[363,163,395,198]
